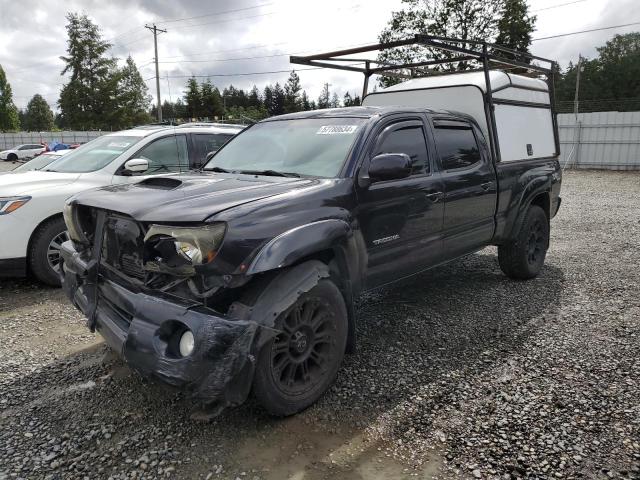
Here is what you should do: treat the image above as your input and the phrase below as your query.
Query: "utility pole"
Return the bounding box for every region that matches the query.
[573,54,582,119]
[145,24,167,123]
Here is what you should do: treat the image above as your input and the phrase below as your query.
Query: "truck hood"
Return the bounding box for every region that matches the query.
[0,170,80,196]
[72,173,316,223]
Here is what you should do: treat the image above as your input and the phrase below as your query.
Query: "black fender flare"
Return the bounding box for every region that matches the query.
[245,219,352,275]
[507,178,551,241]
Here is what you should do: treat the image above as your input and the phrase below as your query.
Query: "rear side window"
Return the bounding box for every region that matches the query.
[375,125,429,175]
[191,133,233,168]
[434,126,481,170]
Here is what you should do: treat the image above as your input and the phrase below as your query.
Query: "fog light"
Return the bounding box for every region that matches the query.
[179,330,195,357]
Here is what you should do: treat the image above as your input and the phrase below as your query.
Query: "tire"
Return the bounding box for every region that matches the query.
[498,205,549,280]
[29,216,69,287]
[7,153,17,162]
[251,278,348,416]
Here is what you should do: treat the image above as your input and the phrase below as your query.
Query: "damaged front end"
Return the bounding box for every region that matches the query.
[59,202,328,413]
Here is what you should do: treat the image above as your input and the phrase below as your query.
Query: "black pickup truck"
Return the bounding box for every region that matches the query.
[60,104,562,416]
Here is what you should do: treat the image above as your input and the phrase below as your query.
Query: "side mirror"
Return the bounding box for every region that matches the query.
[368,153,412,182]
[205,150,217,162]
[123,158,149,173]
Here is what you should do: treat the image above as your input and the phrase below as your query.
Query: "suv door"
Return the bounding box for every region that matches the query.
[112,134,189,183]
[432,119,498,259]
[358,117,444,289]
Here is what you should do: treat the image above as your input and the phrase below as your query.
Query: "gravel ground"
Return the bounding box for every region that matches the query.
[0,170,639,480]
[0,161,19,173]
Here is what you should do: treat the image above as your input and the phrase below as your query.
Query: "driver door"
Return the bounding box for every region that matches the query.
[111,134,189,184]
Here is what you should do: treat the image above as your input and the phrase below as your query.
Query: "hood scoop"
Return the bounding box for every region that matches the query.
[137,177,183,190]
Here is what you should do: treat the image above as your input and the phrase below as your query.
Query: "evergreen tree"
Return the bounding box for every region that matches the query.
[0,64,20,131]
[184,77,202,119]
[24,94,54,131]
[117,56,152,126]
[343,92,353,107]
[200,80,217,119]
[330,92,340,108]
[317,83,331,109]
[271,83,286,115]
[248,85,262,109]
[495,0,536,60]
[284,71,302,113]
[263,85,274,115]
[377,0,503,86]
[301,91,312,110]
[58,13,119,129]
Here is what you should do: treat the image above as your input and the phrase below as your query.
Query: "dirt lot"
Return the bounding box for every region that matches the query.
[0,170,639,480]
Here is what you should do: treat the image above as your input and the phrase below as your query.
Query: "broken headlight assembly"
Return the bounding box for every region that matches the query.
[143,223,227,275]
[63,201,90,244]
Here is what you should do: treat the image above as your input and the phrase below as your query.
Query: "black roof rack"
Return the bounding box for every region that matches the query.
[290,35,560,163]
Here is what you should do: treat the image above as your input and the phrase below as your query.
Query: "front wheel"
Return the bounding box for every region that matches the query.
[6,153,17,162]
[29,216,68,287]
[498,205,549,280]
[252,279,348,416]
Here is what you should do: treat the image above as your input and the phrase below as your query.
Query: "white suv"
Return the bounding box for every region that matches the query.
[0,124,243,285]
[0,144,46,161]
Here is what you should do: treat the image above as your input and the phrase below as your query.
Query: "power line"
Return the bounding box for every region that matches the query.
[154,2,275,25]
[531,0,588,13]
[532,21,640,41]
[162,66,328,79]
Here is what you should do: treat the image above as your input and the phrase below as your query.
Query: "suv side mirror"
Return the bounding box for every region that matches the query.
[123,158,149,173]
[368,153,412,182]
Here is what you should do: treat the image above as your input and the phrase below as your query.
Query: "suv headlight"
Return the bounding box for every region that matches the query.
[144,223,226,266]
[0,196,31,215]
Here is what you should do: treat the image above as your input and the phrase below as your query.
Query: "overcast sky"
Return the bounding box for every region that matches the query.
[0,0,637,110]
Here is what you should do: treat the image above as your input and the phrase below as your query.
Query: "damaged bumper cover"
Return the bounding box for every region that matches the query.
[59,239,329,411]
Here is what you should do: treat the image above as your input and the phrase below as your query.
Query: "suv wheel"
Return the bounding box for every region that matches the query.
[6,153,17,161]
[498,205,549,280]
[29,216,68,287]
[251,279,348,416]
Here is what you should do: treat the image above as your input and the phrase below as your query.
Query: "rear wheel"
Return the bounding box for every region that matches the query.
[498,205,549,280]
[29,216,68,287]
[251,278,348,416]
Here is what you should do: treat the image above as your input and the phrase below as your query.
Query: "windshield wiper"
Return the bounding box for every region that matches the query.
[236,169,300,178]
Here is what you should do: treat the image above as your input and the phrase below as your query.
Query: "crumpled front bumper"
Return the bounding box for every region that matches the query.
[58,240,275,409]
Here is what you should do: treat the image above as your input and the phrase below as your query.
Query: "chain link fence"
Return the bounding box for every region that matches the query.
[0,131,107,150]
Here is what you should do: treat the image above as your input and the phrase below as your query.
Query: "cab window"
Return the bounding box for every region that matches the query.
[434,125,481,171]
[374,124,429,175]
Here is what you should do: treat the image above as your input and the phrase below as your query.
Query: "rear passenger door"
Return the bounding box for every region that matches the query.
[358,117,445,288]
[432,119,498,259]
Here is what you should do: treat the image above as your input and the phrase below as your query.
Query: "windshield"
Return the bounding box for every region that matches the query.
[44,135,139,173]
[204,118,365,177]
[13,154,59,172]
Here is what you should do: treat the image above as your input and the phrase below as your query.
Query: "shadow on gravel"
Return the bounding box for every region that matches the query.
[0,250,565,479]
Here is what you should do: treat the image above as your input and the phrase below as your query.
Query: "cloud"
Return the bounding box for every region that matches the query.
[0,0,634,111]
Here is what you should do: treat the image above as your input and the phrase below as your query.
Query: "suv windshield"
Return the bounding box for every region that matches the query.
[44,136,139,173]
[204,118,365,177]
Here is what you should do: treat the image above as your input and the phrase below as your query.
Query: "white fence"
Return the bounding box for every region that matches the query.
[0,131,107,150]
[558,111,640,170]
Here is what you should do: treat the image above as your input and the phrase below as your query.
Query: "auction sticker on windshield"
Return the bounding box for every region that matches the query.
[316,125,358,135]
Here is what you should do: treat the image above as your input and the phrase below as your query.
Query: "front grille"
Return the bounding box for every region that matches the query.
[120,253,145,279]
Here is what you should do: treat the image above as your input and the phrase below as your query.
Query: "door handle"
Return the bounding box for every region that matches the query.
[425,191,444,202]
[480,181,494,191]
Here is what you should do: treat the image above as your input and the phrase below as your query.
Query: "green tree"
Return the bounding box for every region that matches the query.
[248,85,262,109]
[495,0,536,60]
[117,56,151,126]
[271,83,286,116]
[555,33,640,113]
[284,71,302,113]
[330,92,340,108]
[317,83,330,109]
[24,94,54,131]
[377,0,503,86]
[184,77,202,119]
[58,13,119,129]
[301,91,312,110]
[0,64,20,131]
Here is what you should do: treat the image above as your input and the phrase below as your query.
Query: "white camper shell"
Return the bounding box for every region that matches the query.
[290,35,560,165]
[362,71,556,163]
